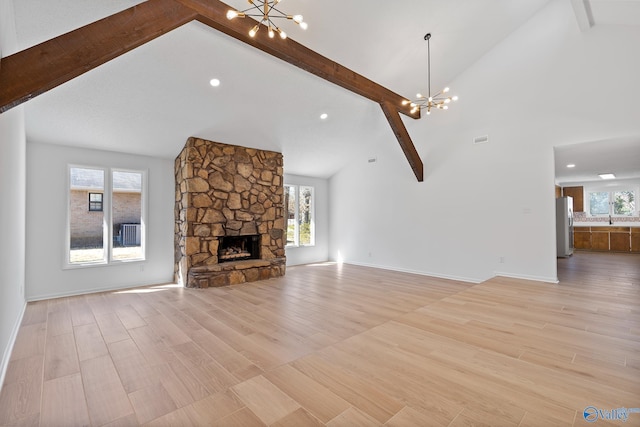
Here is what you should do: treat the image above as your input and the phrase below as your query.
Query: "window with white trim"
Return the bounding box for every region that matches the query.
[284,184,315,247]
[588,189,636,217]
[67,166,146,266]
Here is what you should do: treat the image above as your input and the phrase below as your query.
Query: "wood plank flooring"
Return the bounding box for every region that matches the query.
[1,252,639,426]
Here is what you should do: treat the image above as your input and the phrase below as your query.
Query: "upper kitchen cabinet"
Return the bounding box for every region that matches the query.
[562,186,584,212]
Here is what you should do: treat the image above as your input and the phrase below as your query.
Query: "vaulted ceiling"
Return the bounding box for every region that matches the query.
[5,0,640,179]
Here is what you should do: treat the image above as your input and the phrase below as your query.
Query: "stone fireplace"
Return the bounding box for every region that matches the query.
[174,137,286,288]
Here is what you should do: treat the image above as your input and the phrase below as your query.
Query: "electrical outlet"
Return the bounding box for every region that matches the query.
[499,256,505,264]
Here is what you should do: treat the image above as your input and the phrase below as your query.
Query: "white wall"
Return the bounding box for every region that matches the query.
[26,142,175,300]
[329,0,640,283]
[0,107,27,391]
[284,174,329,265]
[0,0,27,391]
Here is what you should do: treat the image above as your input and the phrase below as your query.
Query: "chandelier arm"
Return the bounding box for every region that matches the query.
[240,13,267,19]
[266,17,280,31]
[239,6,258,14]
[269,5,289,17]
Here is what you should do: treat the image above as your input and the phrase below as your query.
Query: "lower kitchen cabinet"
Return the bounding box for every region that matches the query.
[591,231,610,251]
[573,226,640,253]
[574,227,591,249]
[610,232,631,252]
[632,228,640,252]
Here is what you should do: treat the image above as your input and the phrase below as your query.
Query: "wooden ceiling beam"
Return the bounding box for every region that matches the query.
[0,0,197,113]
[177,0,419,120]
[0,0,425,181]
[380,101,423,181]
[181,0,424,181]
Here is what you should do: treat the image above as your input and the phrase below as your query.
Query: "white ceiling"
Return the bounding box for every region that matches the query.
[9,0,640,179]
[554,137,640,185]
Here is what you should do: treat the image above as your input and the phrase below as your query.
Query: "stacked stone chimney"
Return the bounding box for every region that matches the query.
[174,137,286,288]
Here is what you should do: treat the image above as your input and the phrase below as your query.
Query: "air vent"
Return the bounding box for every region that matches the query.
[473,135,489,145]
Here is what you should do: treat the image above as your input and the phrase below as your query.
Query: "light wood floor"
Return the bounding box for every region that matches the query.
[1,252,639,426]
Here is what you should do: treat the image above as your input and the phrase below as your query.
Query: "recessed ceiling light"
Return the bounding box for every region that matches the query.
[209,78,221,87]
[566,164,575,168]
[320,113,328,120]
[598,173,616,180]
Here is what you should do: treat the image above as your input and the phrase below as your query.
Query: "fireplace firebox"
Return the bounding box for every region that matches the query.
[218,235,260,263]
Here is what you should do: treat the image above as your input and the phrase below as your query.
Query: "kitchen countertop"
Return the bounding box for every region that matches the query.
[574,223,640,228]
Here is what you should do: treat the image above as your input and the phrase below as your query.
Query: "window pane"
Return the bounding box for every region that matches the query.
[613,191,635,216]
[89,193,103,211]
[589,192,609,216]
[299,186,314,246]
[285,185,297,246]
[70,167,105,263]
[112,170,143,260]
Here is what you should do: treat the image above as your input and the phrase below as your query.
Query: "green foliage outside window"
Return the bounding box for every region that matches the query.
[284,184,314,246]
[613,191,635,215]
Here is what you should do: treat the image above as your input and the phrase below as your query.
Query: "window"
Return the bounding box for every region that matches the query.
[69,167,105,264]
[613,191,636,215]
[589,192,609,216]
[112,170,144,261]
[88,193,103,211]
[68,166,145,266]
[284,184,315,247]
[589,189,636,217]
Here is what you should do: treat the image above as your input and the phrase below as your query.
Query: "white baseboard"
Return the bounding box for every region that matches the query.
[340,261,559,285]
[0,301,27,394]
[346,261,485,284]
[27,279,175,302]
[494,271,559,284]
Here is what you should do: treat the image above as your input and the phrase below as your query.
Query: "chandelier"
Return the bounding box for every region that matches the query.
[403,33,458,116]
[226,0,307,40]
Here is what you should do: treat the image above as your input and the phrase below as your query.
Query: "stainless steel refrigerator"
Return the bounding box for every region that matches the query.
[556,196,574,257]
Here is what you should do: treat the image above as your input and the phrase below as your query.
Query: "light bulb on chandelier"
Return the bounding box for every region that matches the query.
[227,0,307,40]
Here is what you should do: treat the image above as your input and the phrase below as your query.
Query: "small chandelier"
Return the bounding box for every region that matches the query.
[403,33,458,116]
[226,0,307,40]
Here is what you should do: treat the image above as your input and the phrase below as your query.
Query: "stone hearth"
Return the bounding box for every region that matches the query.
[174,137,286,288]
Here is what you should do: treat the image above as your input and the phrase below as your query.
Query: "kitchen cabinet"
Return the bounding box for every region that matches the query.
[573,226,640,253]
[562,186,584,212]
[610,232,631,252]
[609,231,631,252]
[573,227,591,249]
[591,230,610,250]
[632,228,640,252]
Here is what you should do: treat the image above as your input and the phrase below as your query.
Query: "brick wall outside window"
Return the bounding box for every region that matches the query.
[70,189,141,248]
